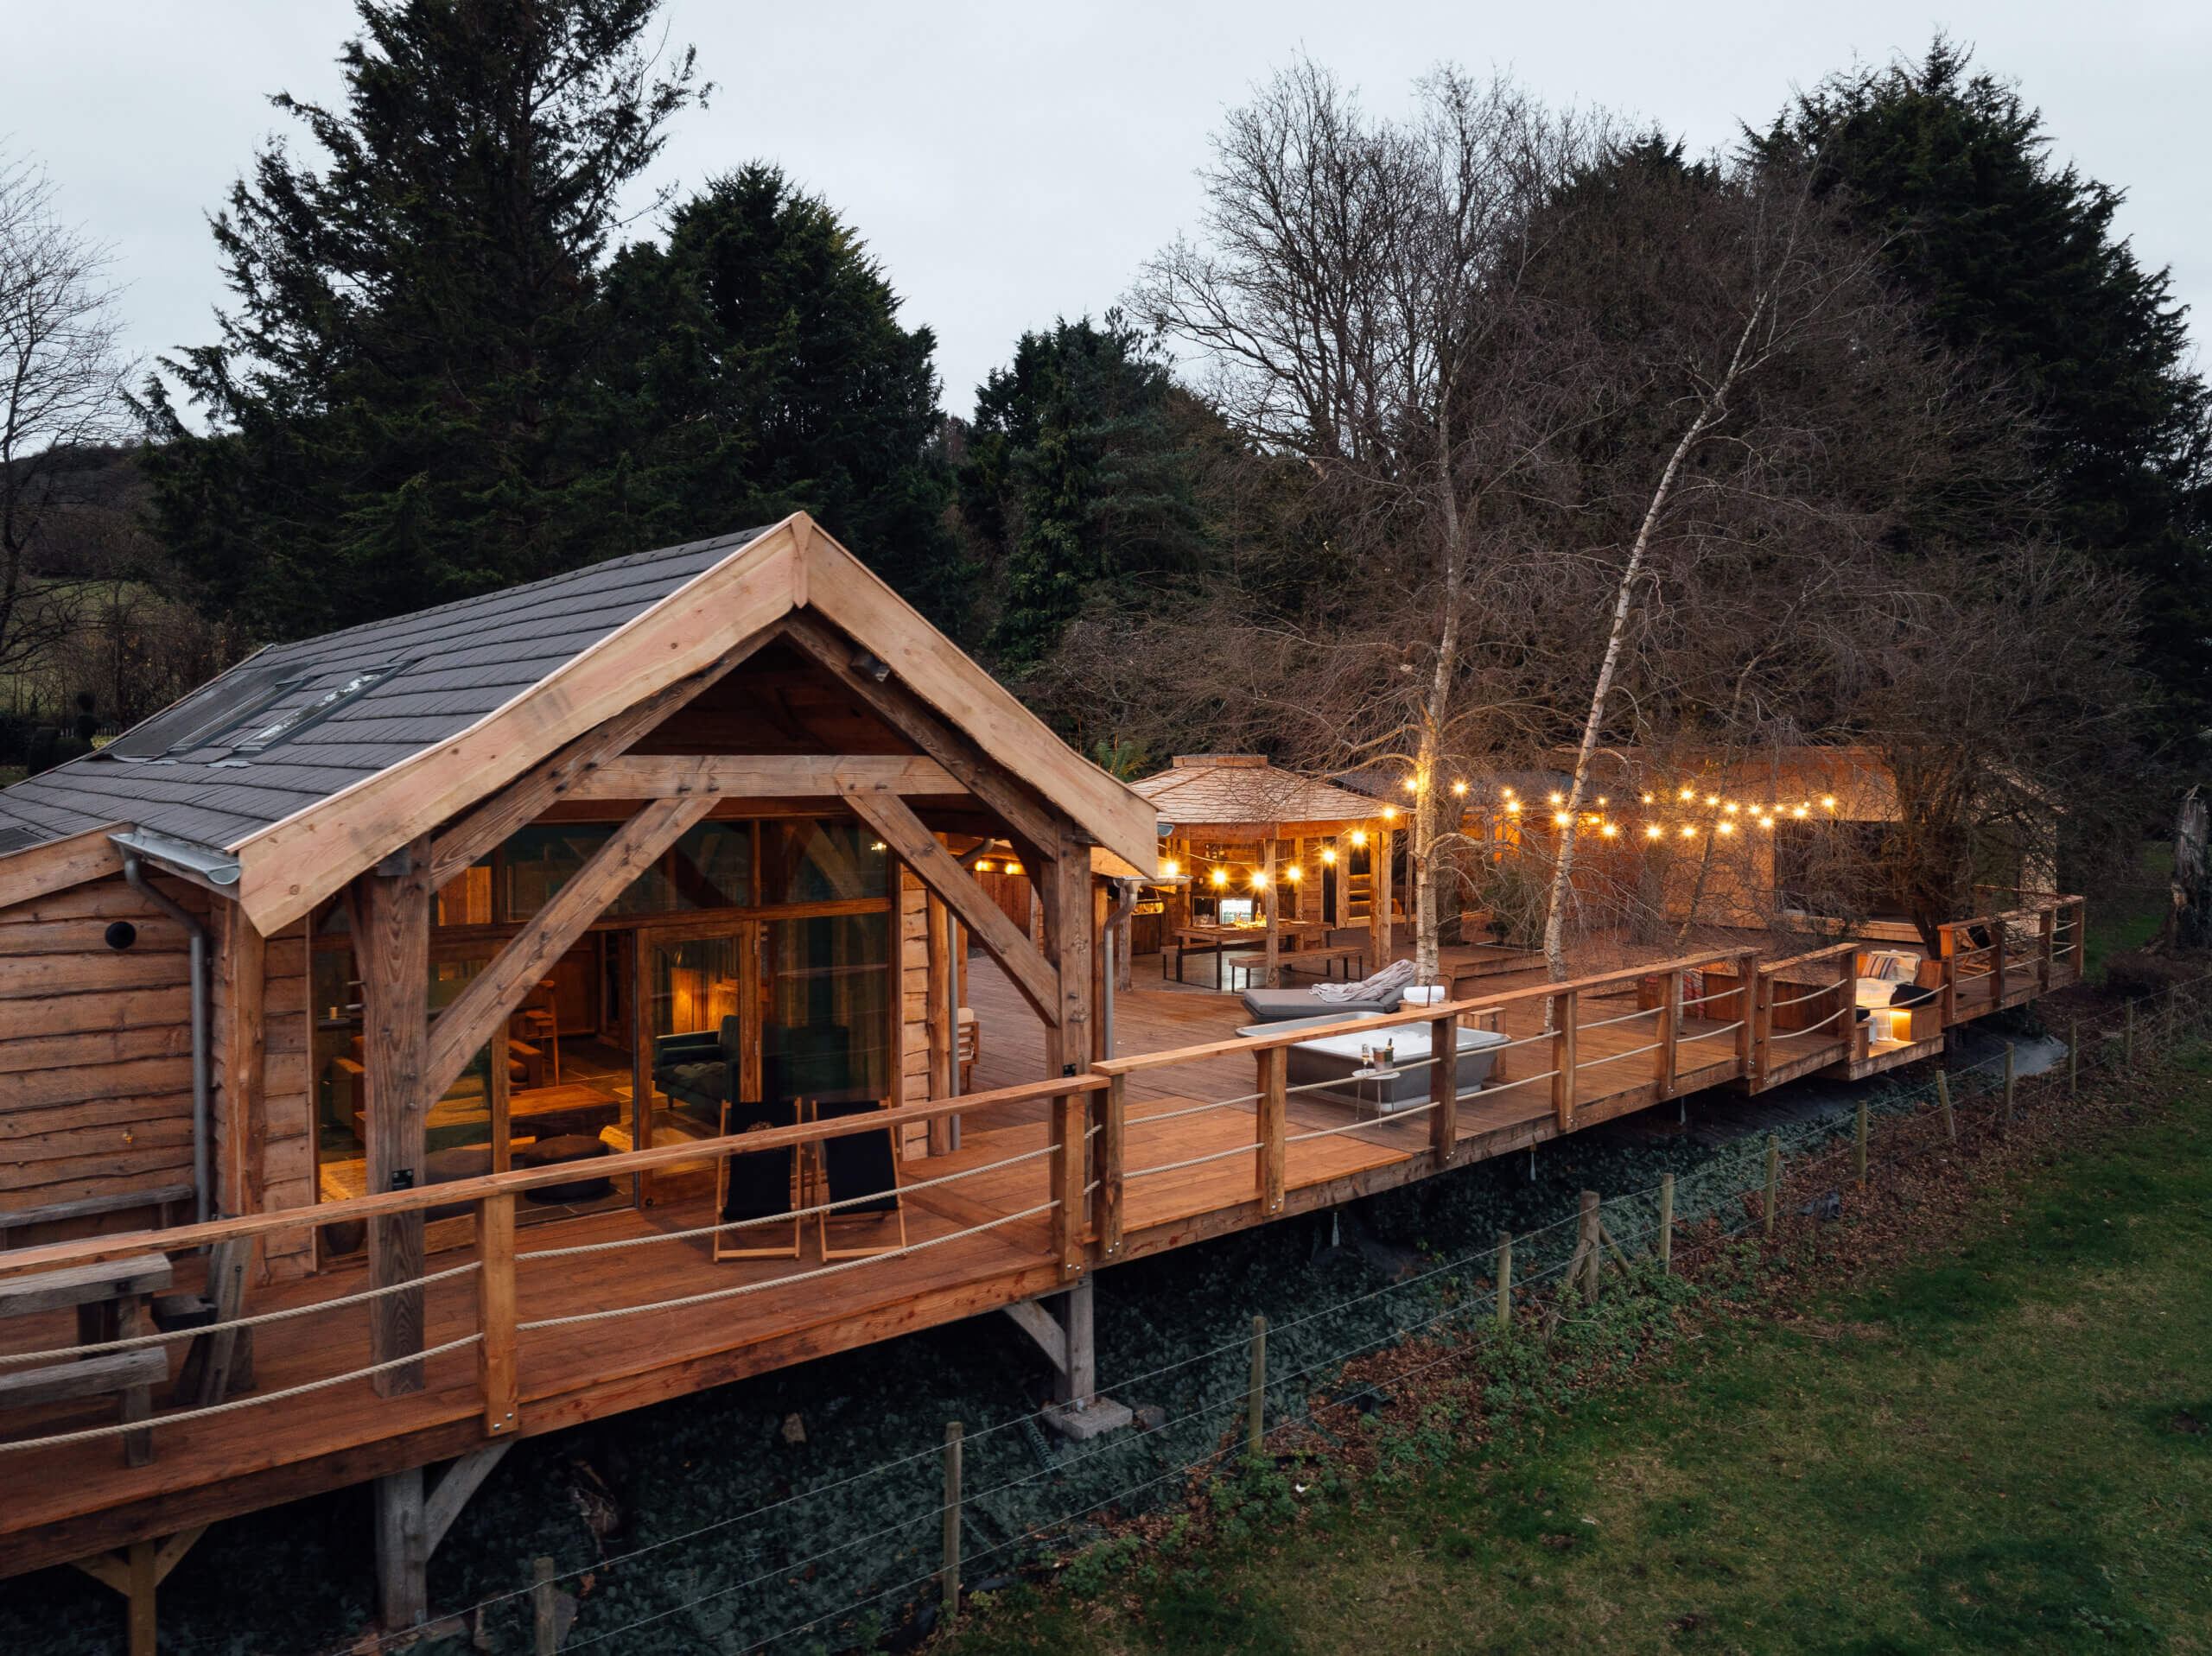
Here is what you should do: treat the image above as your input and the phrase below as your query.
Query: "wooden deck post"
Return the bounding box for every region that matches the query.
[479,1192,518,1437]
[1656,969,1681,1097]
[358,837,431,1397]
[1256,1046,1287,1212]
[1050,1089,1084,1277]
[1834,948,1858,1060]
[1097,1073,1125,1255]
[1429,1014,1458,1164]
[1263,835,1280,989]
[1738,951,1764,1084]
[1551,989,1579,1132]
[1039,834,1095,1278]
[374,1466,428,1630]
[1993,919,2008,1007]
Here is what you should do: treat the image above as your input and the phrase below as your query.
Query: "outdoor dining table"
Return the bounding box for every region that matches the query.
[1170,918,1333,985]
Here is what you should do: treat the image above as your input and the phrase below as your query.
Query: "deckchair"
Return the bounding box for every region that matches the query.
[805,1092,907,1260]
[713,1097,802,1260]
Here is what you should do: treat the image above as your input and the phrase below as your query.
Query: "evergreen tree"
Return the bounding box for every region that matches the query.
[1754,40,2212,746]
[138,0,702,636]
[957,315,1211,670]
[601,166,962,623]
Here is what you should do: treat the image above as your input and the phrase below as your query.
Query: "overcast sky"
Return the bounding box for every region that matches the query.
[6,0,2205,420]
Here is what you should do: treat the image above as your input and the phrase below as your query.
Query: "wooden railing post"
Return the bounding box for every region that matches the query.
[1738,951,1764,1084]
[1655,970,1680,1098]
[1938,925,1958,1028]
[1550,990,1579,1131]
[477,1193,518,1438]
[1993,918,2008,1007]
[1256,1047,1287,1213]
[1096,1073,1125,1255]
[2038,906,2056,993]
[1835,948,1858,1060]
[1429,1014,1458,1165]
[1050,1088,1084,1278]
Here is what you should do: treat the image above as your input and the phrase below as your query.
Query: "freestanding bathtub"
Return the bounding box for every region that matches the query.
[1285,1024,1510,1114]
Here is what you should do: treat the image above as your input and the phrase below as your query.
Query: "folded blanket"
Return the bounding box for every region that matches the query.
[1311,955,1418,1004]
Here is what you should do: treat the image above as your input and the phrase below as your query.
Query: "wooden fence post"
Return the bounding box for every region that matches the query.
[1658,1172,1675,1274]
[1256,1047,1287,1214]
[2069,1020,2079,1097]
[1763,1135,1780,1239]
[1247,1315,1268,1457]
[941,1422,963,1621]
[531,1557,556,1656]
[1937,1070,1955,1145]
[1853,1101,1868,1189]
[1495,1231,1513,1330]
[479,1192,518,1437]
[1577,1190,1601,1305]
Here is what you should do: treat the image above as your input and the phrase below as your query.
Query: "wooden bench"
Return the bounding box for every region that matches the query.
[1281,943,1367,982]
[0,1253,174,1466]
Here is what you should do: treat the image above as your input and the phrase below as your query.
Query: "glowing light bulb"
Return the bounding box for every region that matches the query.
[1321,847,1337,865]
[1793,805,1808,819]
[1351,830,1367,847]
[1600,823,1618,839]
[1161,859,1179,878]
[1681,825,1697,838]
[1252,871,1268,888]
[1452,780,1467,796]
[1553,812,1570,827]
[975,860,993,872]
[1402,777,1417,792]
[1285,866,1301,881]
[1679,787,1694,801]
[1004,863,1022,876]
[1383,807,1397,820]
[1641,793,1654,804]
[1598,796,1608,806]
[1646,825,1662,840]
[1211,868,1228,887]
[1706,794,1719,806]
[1507,801,1522,814]
[1549,792,1563,805]
[1821,796,1836,810]
[1724,802,1738,815]
[1718,822,1735,835]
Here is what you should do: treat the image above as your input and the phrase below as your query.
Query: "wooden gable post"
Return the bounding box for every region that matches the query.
[357,836,432,1396]
[211,903,268,1226]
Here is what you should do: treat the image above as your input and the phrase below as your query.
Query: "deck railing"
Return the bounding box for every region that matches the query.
[0,895,2086,1471]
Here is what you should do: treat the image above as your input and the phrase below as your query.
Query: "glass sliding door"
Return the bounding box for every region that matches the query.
[638,926,758,1200]
[765,912,893,1107]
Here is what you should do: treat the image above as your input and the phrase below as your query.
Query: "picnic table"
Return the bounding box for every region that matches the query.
[1168,919,1334,986]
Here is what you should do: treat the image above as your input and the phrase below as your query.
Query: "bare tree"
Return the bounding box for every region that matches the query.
[1134,62,1605,984]
[0,151,133,679]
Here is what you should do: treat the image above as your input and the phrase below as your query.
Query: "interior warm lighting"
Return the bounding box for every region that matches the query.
[1211,868,1228,887]
[1003,863,1022,876]
[975,860,994,872]
[869,841,887,852]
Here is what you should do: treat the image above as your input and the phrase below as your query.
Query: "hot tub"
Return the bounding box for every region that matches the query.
[1286,1024,1510,1114]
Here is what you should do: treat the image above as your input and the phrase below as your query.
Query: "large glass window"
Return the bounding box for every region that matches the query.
[765,913,892,1103]
[504,825,616,920]
[767,821,890,904]
[611,822,753,916]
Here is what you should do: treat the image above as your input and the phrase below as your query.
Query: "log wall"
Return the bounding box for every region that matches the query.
[0,872,205,1248]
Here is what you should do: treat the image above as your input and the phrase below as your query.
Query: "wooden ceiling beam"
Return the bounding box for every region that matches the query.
[837,779,1063,1027]
[563,754,958,801]
[424,625,779,892]
[422,795,718,1102]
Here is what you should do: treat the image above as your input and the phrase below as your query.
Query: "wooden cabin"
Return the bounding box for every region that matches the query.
[0,519,2088,1649]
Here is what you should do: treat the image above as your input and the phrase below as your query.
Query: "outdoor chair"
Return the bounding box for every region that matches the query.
[714,1097,803,1260]
[806,1092,907,1260]
[1239,956,1418,1023]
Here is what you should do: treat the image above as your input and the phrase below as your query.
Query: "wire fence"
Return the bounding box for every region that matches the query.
[141,970,2211,1656]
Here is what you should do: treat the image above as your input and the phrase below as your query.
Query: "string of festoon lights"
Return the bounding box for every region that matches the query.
[1142,783,1845,895]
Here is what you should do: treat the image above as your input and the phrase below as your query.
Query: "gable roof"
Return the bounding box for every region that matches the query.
[1132,756,1382,832]
[0,515,1157,930]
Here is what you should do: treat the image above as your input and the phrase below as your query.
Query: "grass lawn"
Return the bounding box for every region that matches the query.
[2085,841,2173,981]
[948,1060,2212,1654]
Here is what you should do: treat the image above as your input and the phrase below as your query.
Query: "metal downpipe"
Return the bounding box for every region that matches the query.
[124,853,210,1224]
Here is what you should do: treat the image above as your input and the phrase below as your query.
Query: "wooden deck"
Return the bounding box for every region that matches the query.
[0,899,2085,1576]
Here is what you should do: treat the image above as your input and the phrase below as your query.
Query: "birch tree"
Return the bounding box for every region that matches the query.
[1134,62,1603,985]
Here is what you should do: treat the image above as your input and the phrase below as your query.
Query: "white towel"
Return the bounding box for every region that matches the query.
[1310,956,1417,1003]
